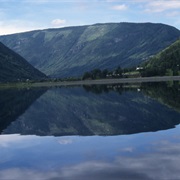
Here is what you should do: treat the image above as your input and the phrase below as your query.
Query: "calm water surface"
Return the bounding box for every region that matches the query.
[0,82,180,180]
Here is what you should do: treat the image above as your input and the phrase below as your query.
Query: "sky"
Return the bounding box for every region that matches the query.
[0,0,180,35]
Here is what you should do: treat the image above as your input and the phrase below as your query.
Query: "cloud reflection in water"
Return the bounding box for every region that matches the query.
[0,136,180,180]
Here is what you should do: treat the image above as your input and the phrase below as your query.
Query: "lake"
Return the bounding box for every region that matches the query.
[0,81,180,180]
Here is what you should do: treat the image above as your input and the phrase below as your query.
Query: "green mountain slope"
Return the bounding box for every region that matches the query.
[0,22,180,78]
[0,42,46,82]
[141,39,180,76]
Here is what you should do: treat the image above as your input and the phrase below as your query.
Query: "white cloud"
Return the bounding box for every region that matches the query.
[145,0,180,13]
[0,137,180,180]
[24,0,51,4]
[0,134,43,151]
[111,4,128,11]
[0,134,25,147]
[0,168,53,180]
[51,19,66,27]
[107,0,147,2]
[0,25,29,35]
[120,147,134,153]
[0,20,46,35]
[0,142,180,180]
[58,138,73,145]
[106,0,128,1]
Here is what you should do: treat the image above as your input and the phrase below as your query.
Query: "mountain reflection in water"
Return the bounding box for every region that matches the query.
[0,87,47,133]
[0,81,180,180]
[1,81,180,136]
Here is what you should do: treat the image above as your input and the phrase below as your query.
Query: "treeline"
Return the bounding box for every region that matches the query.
[142,81,180,111]
[82,67,138,80]
[82,67,123,80]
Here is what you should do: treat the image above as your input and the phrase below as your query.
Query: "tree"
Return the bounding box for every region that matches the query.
[82,72,92,80]
[115,66,123,77]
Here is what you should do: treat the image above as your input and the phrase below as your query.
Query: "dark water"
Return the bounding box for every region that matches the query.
[0,81,180,180]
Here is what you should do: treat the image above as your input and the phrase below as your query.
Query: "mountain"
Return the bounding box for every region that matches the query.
[0,22,180,78]
[0,42,46,82]
[0,87,47,133]
[142,82,180,112]
[2,85,180,136]
[141,39,180,77]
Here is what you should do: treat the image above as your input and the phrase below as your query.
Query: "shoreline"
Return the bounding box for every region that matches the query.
[21,76,180,87]
[0,76,180,89]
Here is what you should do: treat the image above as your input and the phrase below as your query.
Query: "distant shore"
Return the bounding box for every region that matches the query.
[29,76,180,87]
[0,76,180,89]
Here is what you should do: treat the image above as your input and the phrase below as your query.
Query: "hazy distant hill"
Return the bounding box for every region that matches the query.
[141,39,180,76]
[0,22,180,78]
[0,42,46,82]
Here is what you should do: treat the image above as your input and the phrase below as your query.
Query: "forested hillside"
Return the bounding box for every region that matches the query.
[0,42,46,82]
[0,22,180,78]
[141,39,180,77]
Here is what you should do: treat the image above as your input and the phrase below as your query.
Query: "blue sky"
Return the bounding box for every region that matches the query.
[0,0,180,35]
